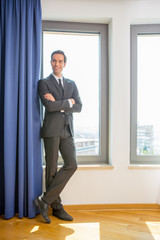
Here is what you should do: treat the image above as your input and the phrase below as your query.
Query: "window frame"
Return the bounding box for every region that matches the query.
[41,21,109,165]
[130,24,160,164]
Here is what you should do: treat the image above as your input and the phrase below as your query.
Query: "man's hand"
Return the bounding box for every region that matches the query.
[44,93,55,102]
[70,98,75,105]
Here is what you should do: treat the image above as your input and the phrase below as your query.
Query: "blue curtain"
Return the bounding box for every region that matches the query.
[0,0,42,219]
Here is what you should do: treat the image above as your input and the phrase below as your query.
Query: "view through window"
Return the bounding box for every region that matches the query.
[43,31,100,156]
[137,34,160,156]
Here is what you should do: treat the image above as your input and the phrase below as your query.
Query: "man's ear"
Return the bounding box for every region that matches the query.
[64,62,67,68]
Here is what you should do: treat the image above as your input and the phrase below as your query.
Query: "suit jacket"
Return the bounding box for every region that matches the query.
[38,74,82,138]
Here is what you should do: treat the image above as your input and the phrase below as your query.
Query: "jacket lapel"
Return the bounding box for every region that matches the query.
[63,78,70,99]
[48,74,63,96]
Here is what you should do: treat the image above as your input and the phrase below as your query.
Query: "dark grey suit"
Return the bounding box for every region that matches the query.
[38,74,82,207]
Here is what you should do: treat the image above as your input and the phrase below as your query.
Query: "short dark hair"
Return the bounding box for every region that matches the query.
[51,50,67,63]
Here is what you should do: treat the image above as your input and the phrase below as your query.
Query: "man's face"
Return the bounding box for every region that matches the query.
[51,54,66,77]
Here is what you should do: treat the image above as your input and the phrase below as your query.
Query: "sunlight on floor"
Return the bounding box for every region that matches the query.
[59,222,100,240]
[145,222,160,240]
[30,225,39,233]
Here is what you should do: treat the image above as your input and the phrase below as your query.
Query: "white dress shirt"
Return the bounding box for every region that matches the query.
[52,73,73,109]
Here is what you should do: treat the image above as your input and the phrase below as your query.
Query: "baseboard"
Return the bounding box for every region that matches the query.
[64,203,160,212]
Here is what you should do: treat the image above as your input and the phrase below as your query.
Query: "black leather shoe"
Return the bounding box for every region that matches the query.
[52,208,73,221]
[34,196,51,223]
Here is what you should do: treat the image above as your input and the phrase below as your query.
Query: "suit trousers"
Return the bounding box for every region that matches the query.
[42,125,77,206]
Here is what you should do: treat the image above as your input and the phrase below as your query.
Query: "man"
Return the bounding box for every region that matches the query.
[35,50,82,223]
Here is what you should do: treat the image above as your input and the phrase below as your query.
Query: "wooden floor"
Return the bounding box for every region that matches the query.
[1,205,160,240]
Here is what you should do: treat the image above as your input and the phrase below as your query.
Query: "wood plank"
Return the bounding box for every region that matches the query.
[0,205,160,240]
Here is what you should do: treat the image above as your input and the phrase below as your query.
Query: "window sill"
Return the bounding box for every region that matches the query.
[128,164,160,169]
[43,164,114,170]
[77,164,113,170]
[57,164,114,170]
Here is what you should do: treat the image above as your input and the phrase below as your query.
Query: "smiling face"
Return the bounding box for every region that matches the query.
[51,53,66,78]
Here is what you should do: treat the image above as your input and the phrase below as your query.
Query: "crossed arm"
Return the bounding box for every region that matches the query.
[38,80,82,113]
[44,93,75,105]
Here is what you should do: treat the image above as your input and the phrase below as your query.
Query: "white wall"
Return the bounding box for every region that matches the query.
[41,0,160,205]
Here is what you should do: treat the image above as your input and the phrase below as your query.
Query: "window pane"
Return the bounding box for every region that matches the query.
[43,31,100,156]
[137,35,160,155]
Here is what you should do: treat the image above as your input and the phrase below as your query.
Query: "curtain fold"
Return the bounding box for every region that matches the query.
[0,0,42,219]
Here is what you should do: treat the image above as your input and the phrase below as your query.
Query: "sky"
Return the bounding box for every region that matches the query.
[138,35,160,127]
[43,31,100,134]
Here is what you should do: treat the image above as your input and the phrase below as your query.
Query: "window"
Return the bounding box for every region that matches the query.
[130,24,160,164]
[42,21,108,165]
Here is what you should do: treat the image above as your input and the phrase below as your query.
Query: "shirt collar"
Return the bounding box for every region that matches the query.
[52,73,63,83]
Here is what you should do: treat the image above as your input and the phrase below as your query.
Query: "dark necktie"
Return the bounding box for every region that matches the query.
[58,78,63,93]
